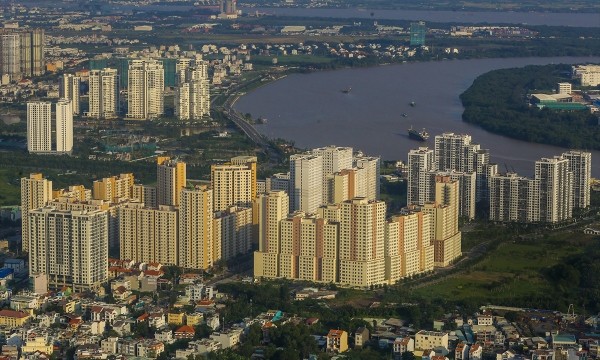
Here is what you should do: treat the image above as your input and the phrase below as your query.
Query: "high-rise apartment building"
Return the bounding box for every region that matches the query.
[93,174,135,203]
[386,210,434,281]
[0,33,21,79]
[179,186,213,270]
[88,68,119,119]
[422,176,462,267]
[27,100,73,154]
[55,99,73,154]
[119,203,178,266]
[535,156,573,223]
[28,207,108,292]
[277,212,339,282]
[563,150,591,208]
[254,191,289,278]
[290,154,323,213]
[354,155,381,200]
[312,146,353,202]
[211,156,257,212]
[26,102,52,153]
[335,198,386,287]
[213,206,253,262]
[175,61,210,120]
[157,157,186,206]
[21,173,53,253]
[426,170,476,220]
[489,173,540,223]
[60,74,80,115]
[132,185,157,208]
[0,29,44,79]
[407,147,435,206]
[127,59,164,120]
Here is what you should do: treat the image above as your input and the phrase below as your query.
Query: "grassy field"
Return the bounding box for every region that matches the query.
[411,228,595,309]
[0,169,20,206]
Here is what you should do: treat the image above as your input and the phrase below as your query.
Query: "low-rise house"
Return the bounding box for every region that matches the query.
[0,309,30,328]
[470,343,483,360]
[111,320,131,336]
[168,312,186,326]
[455,342,469,360]
[393,337,414,360]
[355,327,370,348]
[175,339,222,359]
[416,331,449,352]
[210,328,243,348]
[155,328,174,344]
[175,325,195,339]
[326,329,348,353]
[186,313,202,327]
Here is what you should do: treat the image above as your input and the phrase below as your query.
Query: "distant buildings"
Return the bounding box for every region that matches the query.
[572,64,600,87]
[88,68,119,119]
[488,151,591,223]
[175,59,210,120]
[0,29,45,81]
[27,100,73,154]
[410,21,427,46]
[60,74,81,115]
[127,59,164,120]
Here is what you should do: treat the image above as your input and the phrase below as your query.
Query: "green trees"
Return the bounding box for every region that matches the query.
[460,64,600,150]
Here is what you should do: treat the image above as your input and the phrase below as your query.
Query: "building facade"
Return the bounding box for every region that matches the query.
[88,68,119,119]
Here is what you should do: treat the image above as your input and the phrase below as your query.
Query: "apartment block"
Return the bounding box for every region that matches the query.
[254,191,289,278]
[88,68,119,119]
[21,173,53,253]
[422,176,462,267]
[290,153,323,213]
[213,206,253,262]
[157,157,186,207]
[119,203,178,266]
[179,186,213,270]
[60,74,80,115]
[127,59,164,120]
[28,207,108,292]
[93,174,135,203]
[211,157,256,211]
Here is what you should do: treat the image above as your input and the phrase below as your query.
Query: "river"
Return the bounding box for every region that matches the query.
[249,7,600,28]
[234,57,600,177]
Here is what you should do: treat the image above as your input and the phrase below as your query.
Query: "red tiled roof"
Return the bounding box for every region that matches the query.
[0,309,29,319]
[175,325,195,334]
[137,313,149,321]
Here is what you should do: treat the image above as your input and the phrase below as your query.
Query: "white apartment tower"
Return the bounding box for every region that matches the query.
[27,102,52,153]
[21,173,53,253]
[88,68,119,119]
[60,74,80,115]
[489,173,540,223]
[179,186,213,270]
[28,207,108,292]
[290,154,323,213]
[407,147,435,206]
[535,156,573,223]
[175,61,210,120]
[354,155,381,200]
[55,99,73,154]
[312,146,353,202]
[127,59,164,120]
[563,150,591,208]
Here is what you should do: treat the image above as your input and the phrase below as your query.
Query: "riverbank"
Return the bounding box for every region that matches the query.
[234,56,600,176]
